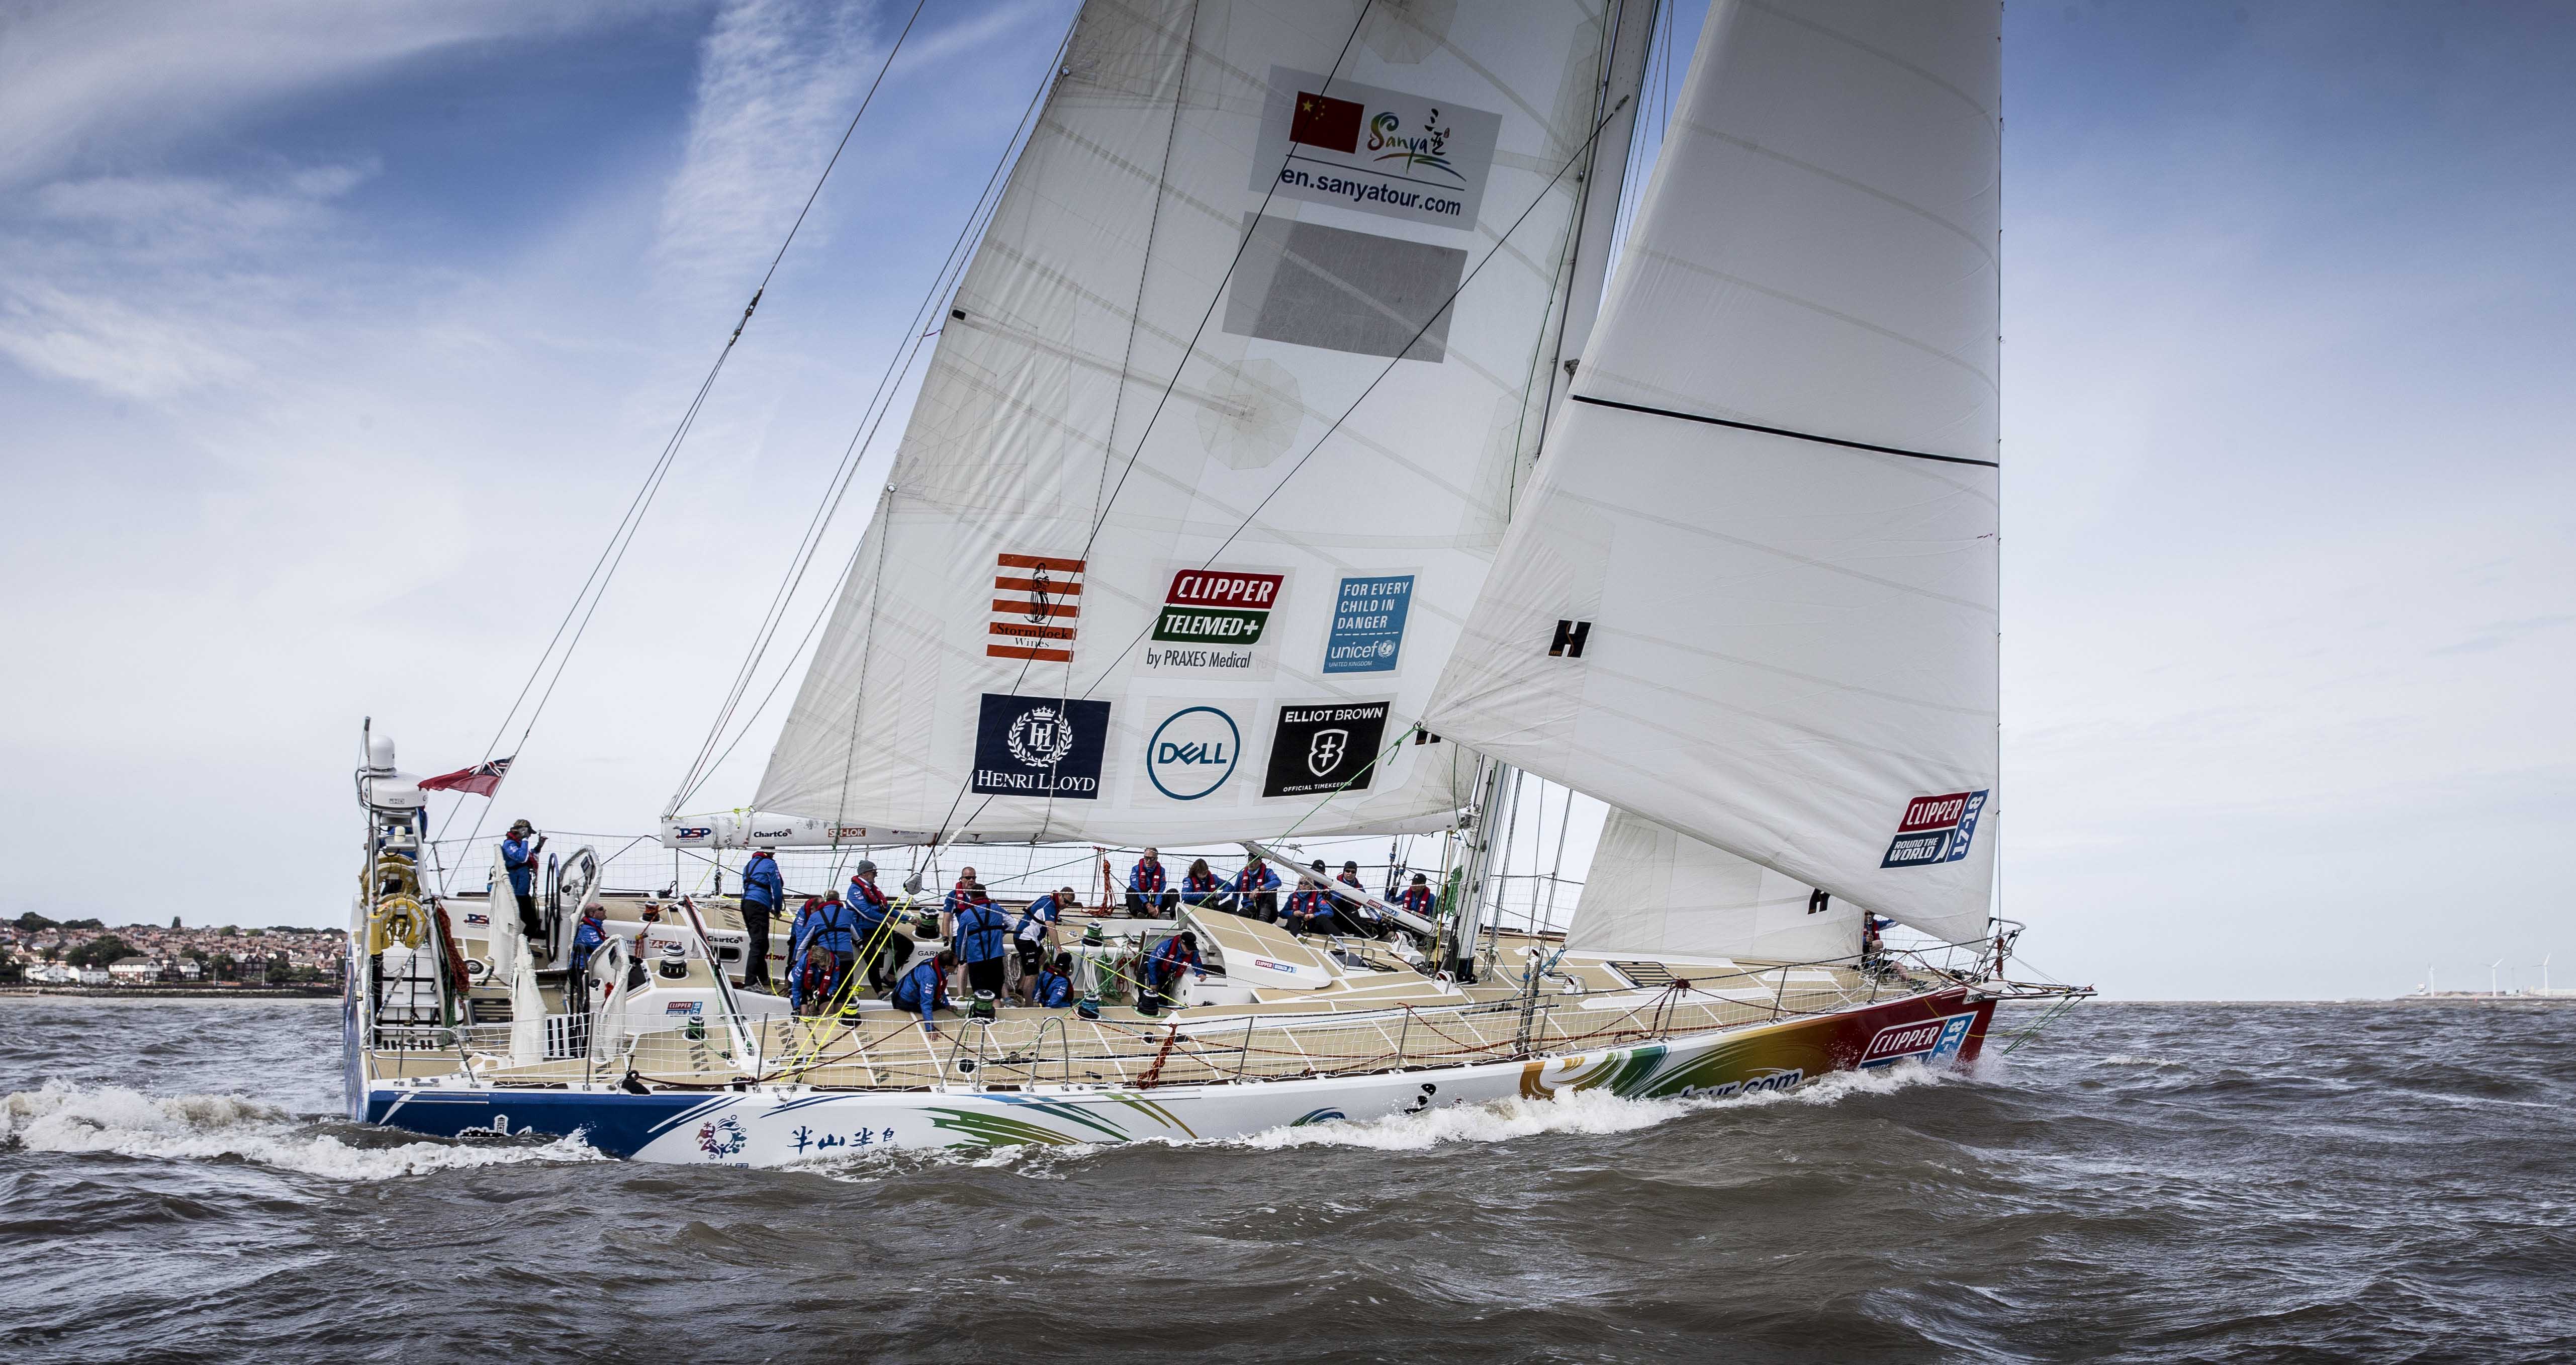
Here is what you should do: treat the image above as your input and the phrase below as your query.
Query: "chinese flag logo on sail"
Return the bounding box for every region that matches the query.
[989,552,1085,662]
[1290,90,1364,153]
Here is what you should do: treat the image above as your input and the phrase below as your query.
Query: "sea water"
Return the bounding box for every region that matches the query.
[4,998,2571,1362]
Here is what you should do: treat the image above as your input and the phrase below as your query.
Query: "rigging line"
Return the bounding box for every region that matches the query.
[918,0,1382,853]
[935,85,1641,857]
[434,0,934,870]
[757,0,930,294]
[672,28,1065,812]
[1049,0,1205,843]
[1072,89,1637,709]
[1565,395,2001,468]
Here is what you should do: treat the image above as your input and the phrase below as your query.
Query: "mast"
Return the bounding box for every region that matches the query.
[1444,757,1514,981]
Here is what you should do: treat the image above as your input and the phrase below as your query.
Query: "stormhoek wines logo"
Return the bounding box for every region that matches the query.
[1879,790,1990,869]
[972,693,1110,800]
[1145,706,1240,801]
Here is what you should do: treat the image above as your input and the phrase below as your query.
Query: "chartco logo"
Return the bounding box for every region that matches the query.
[1146,706,1239,801]
[1879,789,1989,869]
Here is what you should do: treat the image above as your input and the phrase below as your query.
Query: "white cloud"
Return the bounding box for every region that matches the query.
[0,0,665,191]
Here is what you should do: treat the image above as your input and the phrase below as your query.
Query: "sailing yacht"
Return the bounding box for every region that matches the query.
[344,0,2084,1166]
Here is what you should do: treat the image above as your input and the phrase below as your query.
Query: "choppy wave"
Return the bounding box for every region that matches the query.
[0,1080,600,1179]
[1249,1060,1956,1152]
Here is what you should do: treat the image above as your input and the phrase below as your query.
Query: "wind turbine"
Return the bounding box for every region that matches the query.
[2490,958,2505,996]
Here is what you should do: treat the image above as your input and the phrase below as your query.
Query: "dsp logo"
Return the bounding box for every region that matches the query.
[1880,789,1989,869]
[1859,1012,1977,1070]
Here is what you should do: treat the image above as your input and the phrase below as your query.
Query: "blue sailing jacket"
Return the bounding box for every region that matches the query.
[741,853,782,909]
[889,958,946,1023]
[501,836,534,895]
[952,900,1011,964]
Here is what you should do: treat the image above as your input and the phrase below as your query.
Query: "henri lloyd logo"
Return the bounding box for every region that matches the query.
[1144,566,1287,674]
[1262,700,1393,798]
[1145,706,1240,801]
[972,693,1109,799]
[1859,1013,1979,1070]
[1255,68,1501,229]
[1880,790,1990,869]
[987,553,1084,663]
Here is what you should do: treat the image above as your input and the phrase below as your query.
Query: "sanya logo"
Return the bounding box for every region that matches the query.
[1365,108,1460,182]
[1146,706,1239,801]
[695,1115,748,1159]
[1006,706,1079,770]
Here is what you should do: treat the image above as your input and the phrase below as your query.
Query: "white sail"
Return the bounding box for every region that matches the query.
[1568,808,1860,964]
[757,0,1654,846]
[1424,0,2003,943]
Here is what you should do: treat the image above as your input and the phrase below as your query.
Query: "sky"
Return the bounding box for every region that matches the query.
[2,0,2567,999]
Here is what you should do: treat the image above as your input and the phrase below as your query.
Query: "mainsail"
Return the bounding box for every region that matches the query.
[1569,809,1861,964]
[758,0,1654,846]
[1424,0,2004,943]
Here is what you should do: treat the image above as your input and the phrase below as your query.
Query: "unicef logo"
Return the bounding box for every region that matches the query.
[1147,706,1238,800]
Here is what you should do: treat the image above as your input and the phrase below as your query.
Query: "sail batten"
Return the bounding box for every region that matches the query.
[758,0,1653,848]
[1423,0,2003,945]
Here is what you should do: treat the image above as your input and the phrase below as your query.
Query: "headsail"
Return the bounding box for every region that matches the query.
[1568,808,1861,964]
[1424,0,2003,943]
[757,0,1654,846]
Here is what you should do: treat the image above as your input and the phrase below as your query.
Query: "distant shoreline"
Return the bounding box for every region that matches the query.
[0,986,339,1003]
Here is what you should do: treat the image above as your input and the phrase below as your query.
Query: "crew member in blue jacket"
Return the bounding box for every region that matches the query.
[570,903,607,977]
[1284,862,1333,936]
[1398,872,1438,925]
[1230,856,1281,922]
[789,941,839,1016]
[501,820,542,939]
[1126,848,1174,918]
[796,889,861,1000]
[1333,861,1385,937]
[1012,886,1071,996]
[1029,952,1075,1009]
[942,866,980,919]
[739,847,783,989]
[889,948,958,1032]
[1143,931,1205,1011]
[1179,858,1226,909]
[950,887,1013,1000]
[846,859,895,991]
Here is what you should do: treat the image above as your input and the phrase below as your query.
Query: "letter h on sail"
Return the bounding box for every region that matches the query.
[1548,619,1591,658]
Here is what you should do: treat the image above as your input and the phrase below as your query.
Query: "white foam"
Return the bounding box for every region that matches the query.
[0,1080,601,1179]
[2095,1054,2186,1069]
[1242,1062,1954,1153]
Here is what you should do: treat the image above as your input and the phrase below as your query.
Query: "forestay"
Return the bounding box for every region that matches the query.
[1569,808,1861,965]
[758,0,1653,846]
[1424,0,2003,942]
